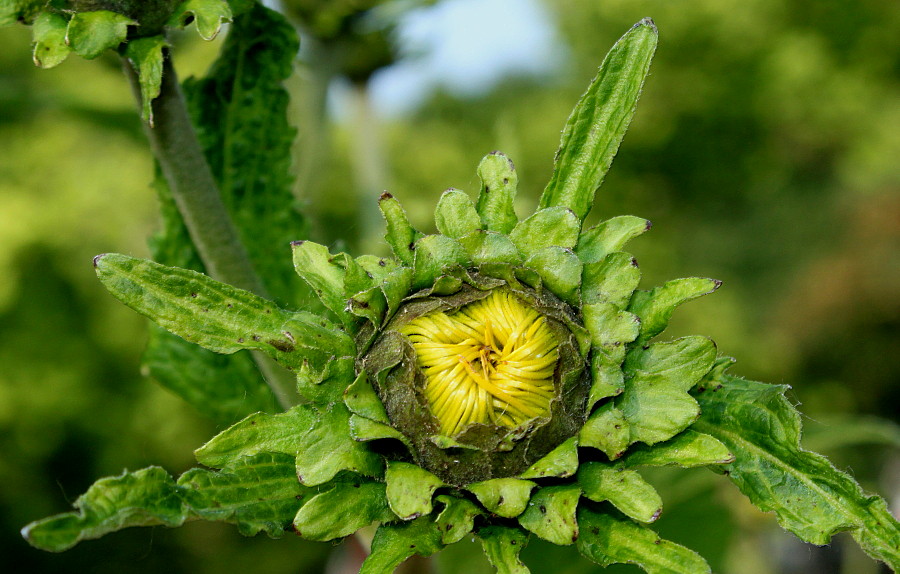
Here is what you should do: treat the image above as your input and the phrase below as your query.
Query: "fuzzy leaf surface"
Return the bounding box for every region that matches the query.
[385,462,444,520]
[577,216,651,264]
[435,495,481,544]
[124,35,167,125]
[629,277,720,344]
[293,479,393,541]
[517,484,581,545]
[360,517,445,574]
[476,151,519,233]
[577,463,662,523]
[467,478,536,519]
[435,189,481,239]
[479,525,531,574]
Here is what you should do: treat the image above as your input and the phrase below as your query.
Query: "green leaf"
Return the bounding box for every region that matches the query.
[143,326,274,424]
[539,19,658,222]
[467,478,536,519]
[94,253,343,370]
[623,429,734,468]
[31,11,70,68]
[435,189,481,239]
[476,151,519,234]
[360,517,445,574]
[577,463,662,523]
[379,193,421,266]
[583,302,641,350]
[517,484,581,545]
[385,461,445,520]
[123,35,167,125]
[579,403,630,459]
[293,479,393,541]
[509,207,580,257]
[628,277,721,344]
[177,452,310,537]
[412,234,470,290]
[582,252,641,308]
[344,371,390,424]
[479,525,531,574]
[693,374,900,568]
[349,414,413,450]
[183,3,307,306]
[291,240,352,323]
[168,0,232,40]
[458,230,523,266]
[65,10,133,59]
[522,246,583,306]
[577,507,711,573]
[519,437,579,479]
[435,494,481,544]
[22,467,185,552]
[1,0,45,26]
[576,216,652,264]
[587,351,626,410]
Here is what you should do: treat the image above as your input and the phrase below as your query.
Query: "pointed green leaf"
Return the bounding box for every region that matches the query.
[178,452,310,537]
[479,525,531,574]
[582,252,641,308]
[291,240,351,323]
[587,350,625,410]
[349,414,413,450]
[435,189,481,239]
[467,478,536,519]
[294,403,385,485]
[412,234,470,290]
[510,207,580,257]
[618,371,700,446]
[360,517,445,574]
[94,253,322,370]
[577,216,652,264]
[476,152,519,233]
[583,302,641,350]
[579,403,630,459]
[625,336,717,390]
[65,10,133,59]
[435,494,481,544]
[344,371,390,424]
[293,479,393,541]
[693,374,900,568]
[124,35,167,125]
[577,463,662,523]
[381,266,414,320]
[458,230,523,266]
[518,484,581,545]
[520,437,579,479]
[22,467,185,552]
[379,193,421,266]
[523,246,582,306]
[628,277,721,344]
[168,0,232,40]
[623,429,734,468]
[577,507,711,573]
[31,11,70,68]
[539,19,658,222]
[385,462,445,520]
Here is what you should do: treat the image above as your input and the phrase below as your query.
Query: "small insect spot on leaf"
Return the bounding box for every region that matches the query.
[654,539,661,545]
[445,524,453,531]
[510,539,517,545]
[409,544,416,549]
[379,259,387,267]
[591,527,600,535]
[539,505,547,514]
[237,337,244,343]
[497,496,505,505]
[190,292,198,298]
[380,192,394,200]
[252,335,261,342]
[291,240,306,247]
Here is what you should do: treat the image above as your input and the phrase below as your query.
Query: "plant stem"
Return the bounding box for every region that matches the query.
[123,53,300,409]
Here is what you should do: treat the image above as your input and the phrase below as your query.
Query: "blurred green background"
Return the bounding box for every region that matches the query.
[1,0,897,572]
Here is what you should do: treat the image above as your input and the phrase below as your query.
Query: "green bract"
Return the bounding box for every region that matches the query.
[18,15,900,574]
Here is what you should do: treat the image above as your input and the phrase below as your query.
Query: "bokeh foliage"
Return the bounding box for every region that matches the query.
[1,0,897,572]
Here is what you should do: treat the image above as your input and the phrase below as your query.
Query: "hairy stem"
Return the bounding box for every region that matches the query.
[123,53,299,409]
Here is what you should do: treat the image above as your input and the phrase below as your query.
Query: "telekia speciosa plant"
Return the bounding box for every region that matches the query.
[21,18,899,573]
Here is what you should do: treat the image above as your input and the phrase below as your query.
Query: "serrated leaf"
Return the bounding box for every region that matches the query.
[579,402,630,459]
[144,326,274,424]
[291,240,352,324]
[582,252,641,308]
[65,10,133,59]
[540,19,657,222]
[124,35,167,125]
[435,189,481,239]
[183,3,307,306]
[412,234,469,290]
[360,517,445,574]
[379,193,420,266]
[22,467,185,552]
[435,494,481,544]
[523,246,582,306]
[520,437,579,479]
[385,462,444,520]
[467,478,536,519]
[31,11,70,68]
[623,429,734,468]
[178,452,310,537]
[577,216,652,264]
[693,374,900,568]
[628,277,721,344]
[517,484,581,545]
[510,207,580,257]
[476,151,519,233]
[479,525,531,574]
[293,479,393,541]
[577,463,662,523]
[576,507,711,573]
[168,0,232,40]
[458,230,523,266]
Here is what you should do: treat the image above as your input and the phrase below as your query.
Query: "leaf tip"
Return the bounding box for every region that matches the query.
[636,17,658,34]
[379,191,394,201]
[92,253,107,268]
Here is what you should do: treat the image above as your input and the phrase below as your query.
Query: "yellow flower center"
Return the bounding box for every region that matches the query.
[399,289,559,436]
